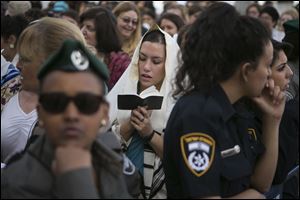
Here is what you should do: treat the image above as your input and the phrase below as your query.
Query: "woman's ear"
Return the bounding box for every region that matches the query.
[241,62,253,83]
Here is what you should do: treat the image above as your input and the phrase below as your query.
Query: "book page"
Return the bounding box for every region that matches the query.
[139,86,162,99]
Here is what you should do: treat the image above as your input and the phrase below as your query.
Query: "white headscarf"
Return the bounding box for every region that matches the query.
[107,25,180,135]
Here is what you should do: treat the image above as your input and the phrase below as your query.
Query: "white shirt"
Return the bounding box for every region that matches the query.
[272,28,285,42]
[1,52,10,80]
[11,54,19,66]
[1,93,37,163]
[1,51,19,79]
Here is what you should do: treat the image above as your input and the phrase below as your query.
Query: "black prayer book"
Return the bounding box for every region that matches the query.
[117,94,163,110]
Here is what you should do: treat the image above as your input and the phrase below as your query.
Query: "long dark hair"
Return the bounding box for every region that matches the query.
[80,6,121,54]
[173,2,271,97]
[1,14,29,41]
[158,13,185,32]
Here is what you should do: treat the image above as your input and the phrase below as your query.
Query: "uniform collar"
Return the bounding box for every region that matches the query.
[211,84,236,122]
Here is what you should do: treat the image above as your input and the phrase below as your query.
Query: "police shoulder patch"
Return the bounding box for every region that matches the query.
[180,133,215,177]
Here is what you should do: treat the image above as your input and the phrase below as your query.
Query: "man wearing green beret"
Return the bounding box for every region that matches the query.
[1,39,140,198]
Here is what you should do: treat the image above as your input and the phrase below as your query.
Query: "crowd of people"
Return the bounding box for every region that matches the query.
[1,1,299,199]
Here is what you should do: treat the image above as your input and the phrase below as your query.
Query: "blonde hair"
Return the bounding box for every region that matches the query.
[113,1,141,57]
[17,17,86,62]
[281,9,299,20]
[278,8,299,31]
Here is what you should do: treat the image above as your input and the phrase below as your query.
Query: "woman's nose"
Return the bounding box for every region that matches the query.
[143,60,151,71]
[286,64,294,79]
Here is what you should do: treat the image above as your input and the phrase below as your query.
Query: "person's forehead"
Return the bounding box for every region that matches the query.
[143,14,154,19]
[120,10,138,19]
[41,71,103,94]
[82,19,95,24]
[161,19,176,26]
[140,42,165,58]
[261,13,272,19]
[249,6,258,11]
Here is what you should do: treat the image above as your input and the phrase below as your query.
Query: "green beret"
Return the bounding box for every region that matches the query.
[38,39,109,84]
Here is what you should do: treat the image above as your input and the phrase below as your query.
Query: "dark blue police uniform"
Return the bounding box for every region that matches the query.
[163,85,265,198]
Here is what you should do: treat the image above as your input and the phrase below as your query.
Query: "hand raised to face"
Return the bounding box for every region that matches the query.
[52,145,92,175]
[252,78,286,121]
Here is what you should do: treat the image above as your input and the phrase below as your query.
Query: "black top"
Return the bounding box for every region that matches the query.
[273,99,299,184]
[163,85,265,198]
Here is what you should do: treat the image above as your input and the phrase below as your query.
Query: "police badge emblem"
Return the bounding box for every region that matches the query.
[180,133,215,177]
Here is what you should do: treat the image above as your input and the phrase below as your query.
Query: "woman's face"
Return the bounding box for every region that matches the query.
[271,50,293,91]
[247,6,260,18]
[81,19,97,47]
[116,10,138,40]
[260,13,275,31]
[160,19,178,37]
[138,41,166,91]
[142,14,155,28]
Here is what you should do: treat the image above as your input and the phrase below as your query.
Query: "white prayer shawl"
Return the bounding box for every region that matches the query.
[107,26,180,199]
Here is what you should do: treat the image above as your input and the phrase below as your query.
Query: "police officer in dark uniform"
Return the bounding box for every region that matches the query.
[163,3,286,198]
[1,39,139,198]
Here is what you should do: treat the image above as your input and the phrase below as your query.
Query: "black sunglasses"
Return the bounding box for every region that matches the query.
[39,92,105,115]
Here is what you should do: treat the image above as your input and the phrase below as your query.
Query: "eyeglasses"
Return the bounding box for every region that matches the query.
[39,92,105,115]
[121,17,138,26]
